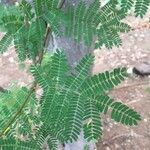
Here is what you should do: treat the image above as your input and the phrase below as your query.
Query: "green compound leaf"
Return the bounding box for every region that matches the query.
[83,97,102,142]
[0,138,39,150]
[134,0,150,18]
[80,67,127,96]
[37,126,58,150]
[93,95,114,114]
[120,0,134,13]
[120,0,150,18]
[31,50,140,143]
[0,87,38,139]
[0,33,13,53]
[111,102,142,125]
[14,18,46,61]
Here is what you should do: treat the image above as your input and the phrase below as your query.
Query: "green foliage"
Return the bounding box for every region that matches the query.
[120,0,150,17]
[44,9,66,36]
[93,95,113,114]
[80,68,127,96]
[36,125,59,150]
[47,135,58,150]
[0,33,13,53]
[83,97,102,141]
[134,0,150,17]
[0,1,47,61]
[19,0,33,20]
[111,102,141,125]
[120,0,134,12]
[30,50,141,143]
[0,4,21,26]
[0,6,23,50]
[0,139,39,150]
[0,0,149,59]
[84,144,90,150]
[0,50,142,148]
[0,87,40,140]
[0,0,145,149]
[64,0,130,48]
[14,18,46,61]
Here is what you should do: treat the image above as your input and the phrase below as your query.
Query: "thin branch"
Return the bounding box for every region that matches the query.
[0,25,51,137]
[58,0,66,9]
[0,0,66,137]
[113,81,150,91]
[34,26,51,65]
[0,82,36,137]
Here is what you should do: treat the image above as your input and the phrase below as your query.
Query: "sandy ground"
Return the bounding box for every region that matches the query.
[94,14,150,150]
[0,13,150,149]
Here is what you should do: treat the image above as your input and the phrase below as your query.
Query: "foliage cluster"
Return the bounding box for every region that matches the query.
[0,0,148,149]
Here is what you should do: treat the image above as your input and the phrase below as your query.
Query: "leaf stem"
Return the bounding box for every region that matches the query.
[0,25,51,137]
[58,0,66,9]
[0,0,66,137]
[0,82,36,137]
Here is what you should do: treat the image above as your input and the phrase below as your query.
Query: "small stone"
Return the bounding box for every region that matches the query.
[107,128,110,132]
[133,45,138,49]
[3,52,9,57]
[138,38,143,41]
[127,140,131,143]
[122,59,127,64]
[106,147,111,150]
[134,33,138,37]
[127,67,133,74]
[115,144,120,148]
[114,122,118,125]
[8,57,14,63]
[18,82,26,87]
[140,34,145,38]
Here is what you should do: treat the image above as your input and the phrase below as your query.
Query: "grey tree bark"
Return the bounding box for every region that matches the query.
[0,0,17,4]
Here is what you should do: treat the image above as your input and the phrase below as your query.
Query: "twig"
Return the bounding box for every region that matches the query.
[0,0,65,137]
[126,99,141,104]
[34,26,51,65]
[0,82,36,137]
[58,0,66,9]
[113,81,150,91]
[0,25,51,137]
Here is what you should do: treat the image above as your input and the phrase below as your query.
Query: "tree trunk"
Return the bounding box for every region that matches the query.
[50,1,96,150]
